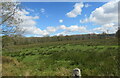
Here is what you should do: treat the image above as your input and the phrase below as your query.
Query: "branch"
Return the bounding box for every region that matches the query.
[0,3,19,25]
[0,10,16,25]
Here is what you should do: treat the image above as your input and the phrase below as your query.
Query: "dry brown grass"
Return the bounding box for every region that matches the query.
[2,56,25,76]
[55,67,71,76]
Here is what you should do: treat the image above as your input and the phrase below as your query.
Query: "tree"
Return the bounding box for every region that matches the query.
[116,27,120,39]
[0,1,23,36]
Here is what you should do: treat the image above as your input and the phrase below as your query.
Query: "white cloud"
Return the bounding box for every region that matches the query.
[93,23,118,33]
[56,25,88,36]
[33,16,39,19]
[59,25,88,33]
[18,9,29,15]
[81,0,119,33]
[18,9,50,36]
[66,3,84,18]
[45,25,88,36]
[85,3,91,8]
[27,8,34,12]
[83,0,118,25]
[40,8,45,13]
[59,19,63,23]
[56,31,69,36]
[80,18,89,23]
[39,25,88,36]
[46,26,57,33]
[59,25,67,29]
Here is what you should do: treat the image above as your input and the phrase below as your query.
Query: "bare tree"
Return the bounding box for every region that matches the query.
[0,1,24,36]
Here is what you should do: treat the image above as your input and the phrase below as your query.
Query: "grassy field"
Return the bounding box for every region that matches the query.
[2,38,120,76]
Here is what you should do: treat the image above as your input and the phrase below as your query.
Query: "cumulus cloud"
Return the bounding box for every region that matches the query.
[90,1,118,25]
[42,25,88,36]
[59,19,63,23]
[82,0,118,25]
[80,0,119,33]
[18,9,50,36]
[59,25,67,29]
[66,3,84,18]
[56,25,88,36]
[59,25,88,33]
[93,23,118,33]
[46,26,57,33]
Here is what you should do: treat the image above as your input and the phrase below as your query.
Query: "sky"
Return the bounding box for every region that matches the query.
[18,0,118,37]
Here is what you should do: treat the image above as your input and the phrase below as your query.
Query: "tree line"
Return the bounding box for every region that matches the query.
[2,33,117,47]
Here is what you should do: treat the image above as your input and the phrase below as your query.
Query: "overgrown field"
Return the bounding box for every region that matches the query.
[2,38,120,76]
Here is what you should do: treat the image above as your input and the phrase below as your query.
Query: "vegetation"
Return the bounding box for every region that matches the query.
[2,34,120,76]
[2,33,116,47]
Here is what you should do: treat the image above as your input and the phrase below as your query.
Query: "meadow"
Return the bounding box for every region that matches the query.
[2,37,120,76]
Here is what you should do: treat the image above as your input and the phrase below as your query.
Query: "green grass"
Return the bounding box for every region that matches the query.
[2,39,120,76]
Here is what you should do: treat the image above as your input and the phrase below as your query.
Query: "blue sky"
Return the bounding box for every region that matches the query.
[19,1,118,37]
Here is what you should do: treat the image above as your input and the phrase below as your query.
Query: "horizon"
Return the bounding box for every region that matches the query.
[2,32,116,38]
